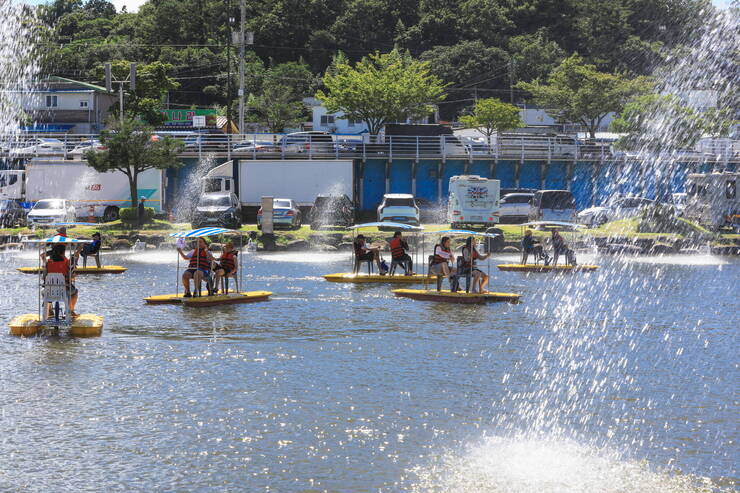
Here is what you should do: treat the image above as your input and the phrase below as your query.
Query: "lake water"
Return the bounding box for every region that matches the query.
[0,249,736,492]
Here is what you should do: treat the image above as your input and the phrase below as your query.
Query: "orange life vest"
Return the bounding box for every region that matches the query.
[390,238,406,259]
[188,248,211,270]
[432,245,450,265]
[220,250,237,271]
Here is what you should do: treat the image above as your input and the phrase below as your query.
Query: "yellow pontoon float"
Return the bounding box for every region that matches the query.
[497,221,599,273]
[9,235,104,337]
[323,222,429,284]
[144,227,272,307]
[17,223,127,274]
[392,229,522,304]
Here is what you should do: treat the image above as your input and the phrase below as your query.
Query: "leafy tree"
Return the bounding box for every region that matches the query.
[517,54,650,137]
[701,107,737,138]
[508,30,566,83]
[85,117,184,206]
[459,98,523,137]
[316,49,447,135]
[610,94,703,150]
[247,85,307,133]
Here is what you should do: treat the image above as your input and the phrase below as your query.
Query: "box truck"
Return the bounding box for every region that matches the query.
[200,159,354,207]
[0,159,165,221]
[446,175,501,228]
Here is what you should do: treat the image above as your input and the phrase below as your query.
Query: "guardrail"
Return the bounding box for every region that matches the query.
[1,133,738,163]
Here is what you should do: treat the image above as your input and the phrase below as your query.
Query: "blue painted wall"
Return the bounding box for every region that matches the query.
[389,159,412,194]
[362,159,386,210]
[495,161,516,188]
[519,161,541,189]
[470,161,490,178]
[415,160,439,203]
[572,162,593,209]
[545,162,567,190]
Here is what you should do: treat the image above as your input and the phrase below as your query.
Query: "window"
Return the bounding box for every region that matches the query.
[45,95,57,107]
[80,100,88,108]
[320,115,335,126]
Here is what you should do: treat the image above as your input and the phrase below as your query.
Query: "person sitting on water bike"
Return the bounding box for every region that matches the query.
[389,230,414,275]
[353,234,384,274]
[430,236,456,282]
[178,237,215,297]
[78,232,102,267]
[521,229,549,265]
[213,241,238,293]
[44,243,79,318]
[461,236,490,293]
[550,230,575,266]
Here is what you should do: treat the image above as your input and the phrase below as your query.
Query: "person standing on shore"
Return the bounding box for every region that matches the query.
[138,197,147,227]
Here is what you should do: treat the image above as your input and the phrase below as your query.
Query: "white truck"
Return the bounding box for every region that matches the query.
[447,175,501,228]
[0,159,166,221]
[685,171,739,229]
[201,159,354,207]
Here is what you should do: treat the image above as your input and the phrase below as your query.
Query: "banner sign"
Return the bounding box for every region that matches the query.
[160,109,218,127]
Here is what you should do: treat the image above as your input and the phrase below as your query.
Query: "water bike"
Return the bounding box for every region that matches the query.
[17,223,127,275]
[323,222,430,284]
[9,235,103,337]
[497,221,599,273]
[144,227,271,307]
[392,229,521,304]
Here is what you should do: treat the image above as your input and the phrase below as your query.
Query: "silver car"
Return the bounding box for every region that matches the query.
[499,193,533,223]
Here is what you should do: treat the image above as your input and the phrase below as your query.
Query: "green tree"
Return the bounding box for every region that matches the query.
[517,53,650,137]
[85,118,183,206]
[459,98,523,137]
[248,85,307,133]
[610,94,703,150]
[701,107,737,138]
[316,49,447,135]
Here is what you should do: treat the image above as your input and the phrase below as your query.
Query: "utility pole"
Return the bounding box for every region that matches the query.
[509,58,515,104]
[238,0,246,135]
[226,0,232,130]
[105,62,136,125]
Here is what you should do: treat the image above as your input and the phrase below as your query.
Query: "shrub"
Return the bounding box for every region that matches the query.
[120,207,155,222]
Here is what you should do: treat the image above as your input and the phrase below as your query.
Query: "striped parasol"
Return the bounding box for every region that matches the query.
[170,227,238,238]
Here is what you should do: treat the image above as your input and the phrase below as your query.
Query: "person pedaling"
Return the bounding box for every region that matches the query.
[430,236,456,281]
[178,238,215,297]
[45,244,79,318]
[213,241,238,293]
[353,234,384,274]
[389,231,414,275]
[521,229,550,265]
[460,237,490,293]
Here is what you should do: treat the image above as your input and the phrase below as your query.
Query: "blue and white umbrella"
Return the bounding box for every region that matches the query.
[23,235,92,244]
[170,227,238,238]
[520,221,585,229]
[350,222,423,231]
[424,229,500,238]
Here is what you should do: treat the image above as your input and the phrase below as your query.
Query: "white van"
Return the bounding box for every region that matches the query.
[528,190,577,223]
[447,175,500,228]
[685,172,739,229]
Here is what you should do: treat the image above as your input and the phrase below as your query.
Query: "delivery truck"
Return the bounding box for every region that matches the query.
[200,159,354,208]
[0,159,165,221]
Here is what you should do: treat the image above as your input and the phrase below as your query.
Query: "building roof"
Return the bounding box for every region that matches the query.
[40,76,112,94]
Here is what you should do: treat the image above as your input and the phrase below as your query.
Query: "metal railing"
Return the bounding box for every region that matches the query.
[1,132,738,163]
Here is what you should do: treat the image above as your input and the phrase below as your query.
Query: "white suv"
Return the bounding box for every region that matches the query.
[377,194,420,225]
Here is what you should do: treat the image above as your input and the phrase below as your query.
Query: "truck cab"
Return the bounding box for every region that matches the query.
[446,175,501,228]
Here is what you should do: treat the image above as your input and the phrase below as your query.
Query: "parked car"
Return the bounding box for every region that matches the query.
[10,138,66,156]
[608,196,655,220]
[278,131,334,153]
[232,140,276,153]
[528,190,577,223]
[0,199,26,227]
[377,193,420,226]
[26,198,76,226]
[308,194,354,230]
[257,198,302,230]
[191,192,241,229]
[68,139,106,159]
[499,193,534,223]
[577,206,611,227]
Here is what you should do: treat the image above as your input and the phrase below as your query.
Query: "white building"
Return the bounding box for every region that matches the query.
[304,97,369,134]
[22,76,118,134]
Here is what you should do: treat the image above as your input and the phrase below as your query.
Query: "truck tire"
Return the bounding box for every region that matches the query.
[103,206,119,222]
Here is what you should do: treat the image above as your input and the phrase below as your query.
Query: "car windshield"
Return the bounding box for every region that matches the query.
[502,194,532,204]
[199,196,231,207]
[274,200,292,208]
[384,198,414,207]
[540,192,575,209]
[35,200,64,210]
